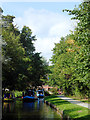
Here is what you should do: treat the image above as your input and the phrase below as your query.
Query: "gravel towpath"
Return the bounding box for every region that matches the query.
[58,95,90,109]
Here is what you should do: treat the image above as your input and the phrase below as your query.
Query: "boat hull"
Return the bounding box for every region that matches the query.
[3,98,15,102]
[23,96,37,102]
[37,95,44,98]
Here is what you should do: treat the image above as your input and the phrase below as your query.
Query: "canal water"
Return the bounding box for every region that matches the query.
[2,98,61,120]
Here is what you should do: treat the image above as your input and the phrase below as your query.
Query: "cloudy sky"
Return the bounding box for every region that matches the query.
[1,0,82,64]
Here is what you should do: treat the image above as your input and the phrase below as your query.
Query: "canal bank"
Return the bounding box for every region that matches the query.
[44,95,90,120]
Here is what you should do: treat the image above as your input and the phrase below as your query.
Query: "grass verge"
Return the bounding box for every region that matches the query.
[45,95,90,120]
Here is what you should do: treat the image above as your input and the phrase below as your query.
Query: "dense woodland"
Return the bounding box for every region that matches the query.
[1,1,89,98]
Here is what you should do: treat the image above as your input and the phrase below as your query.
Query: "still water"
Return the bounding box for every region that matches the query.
[2,98,61,120]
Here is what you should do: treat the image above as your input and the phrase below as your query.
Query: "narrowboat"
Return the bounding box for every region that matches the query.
[36,89,44,98]
[3,91,15,102]
[23,89,37,102]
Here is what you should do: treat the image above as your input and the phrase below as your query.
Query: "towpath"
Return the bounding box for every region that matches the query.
[58,95,90,109]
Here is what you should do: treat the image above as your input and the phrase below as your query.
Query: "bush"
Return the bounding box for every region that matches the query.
[49,88,58,95]
[13,91,23,98]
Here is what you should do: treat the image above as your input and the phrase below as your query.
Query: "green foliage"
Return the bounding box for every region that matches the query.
[2,11,49,90]
[13,91,23,97]
[49,1,89,98]
[20,26,36,55]
[2,20,25,90]
[49,88,58,95]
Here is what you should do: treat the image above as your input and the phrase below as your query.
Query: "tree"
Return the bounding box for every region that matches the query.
[2,20,25,90]
[20,26,36,56]
[2,11,49,90]
[50,35,77,94]
[19,26,49,87]
[49,1,89,98]
[63,1,89,97]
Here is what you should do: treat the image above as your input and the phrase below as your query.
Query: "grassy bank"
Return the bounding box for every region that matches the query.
[45,95,90,120]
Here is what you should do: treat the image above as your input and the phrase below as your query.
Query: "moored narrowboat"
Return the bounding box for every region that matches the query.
[23,89,37,102]
[3,91,15,102]
[36,89,44,98]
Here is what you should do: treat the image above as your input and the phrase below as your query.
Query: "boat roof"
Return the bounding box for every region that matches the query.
[37,90,43,91]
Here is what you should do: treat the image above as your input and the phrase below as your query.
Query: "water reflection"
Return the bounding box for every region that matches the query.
[3,102,15,113]
[2,98,61,120]
[23,102,35,111]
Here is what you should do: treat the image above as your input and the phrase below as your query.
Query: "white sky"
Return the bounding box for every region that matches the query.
[0,0,83,2]
[1,1,82,64]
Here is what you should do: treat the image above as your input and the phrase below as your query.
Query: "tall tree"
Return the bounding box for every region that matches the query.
[63,1,90,97]
[2,15,25,90]
[49,1,89,98]
[2,9,50,90]
[20,26,36,56]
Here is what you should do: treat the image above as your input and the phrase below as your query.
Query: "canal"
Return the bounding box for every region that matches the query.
[2,98,61,120]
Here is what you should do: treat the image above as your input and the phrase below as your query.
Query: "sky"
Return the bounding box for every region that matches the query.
[1,0,82,64]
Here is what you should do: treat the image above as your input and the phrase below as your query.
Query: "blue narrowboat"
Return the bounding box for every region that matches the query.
[23,89,37,102]
[36,89,44,98]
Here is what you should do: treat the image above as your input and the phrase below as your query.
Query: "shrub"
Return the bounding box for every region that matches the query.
[49,88,58,95]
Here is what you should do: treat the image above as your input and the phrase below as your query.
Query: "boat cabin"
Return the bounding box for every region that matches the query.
[36,90,44,98]
[24,89,35,97]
